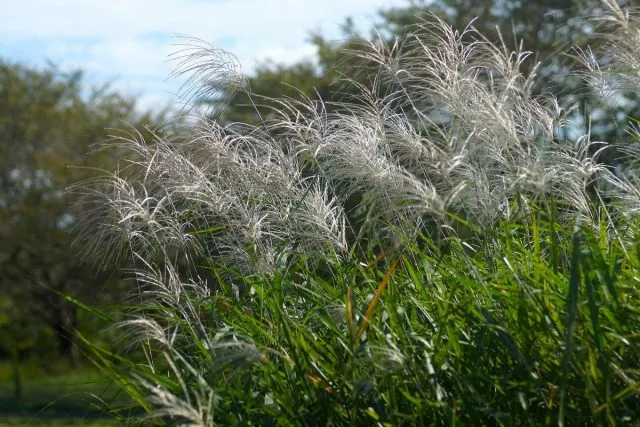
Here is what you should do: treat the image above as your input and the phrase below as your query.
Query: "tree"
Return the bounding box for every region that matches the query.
[217,0,634,146]
[0,60,158,368]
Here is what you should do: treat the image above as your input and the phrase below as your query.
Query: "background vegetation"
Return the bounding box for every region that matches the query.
[0,61,160,422]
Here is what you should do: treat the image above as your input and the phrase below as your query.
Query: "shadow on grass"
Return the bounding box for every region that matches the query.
[0,361,134,425]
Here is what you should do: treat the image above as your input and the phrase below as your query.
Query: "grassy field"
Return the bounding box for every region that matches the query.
[0,361,129,426]
[0,418,120,426]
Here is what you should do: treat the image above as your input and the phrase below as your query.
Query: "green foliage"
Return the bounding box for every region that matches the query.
[81,206,640,424]
[0,60,158,366]
[0,360,129,423]
[219,0,636,147]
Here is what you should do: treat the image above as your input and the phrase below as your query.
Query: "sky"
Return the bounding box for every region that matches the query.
[0,0,409,112]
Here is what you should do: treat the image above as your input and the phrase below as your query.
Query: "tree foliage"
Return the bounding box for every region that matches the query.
[0,60,157,365]
[218,0,635,147]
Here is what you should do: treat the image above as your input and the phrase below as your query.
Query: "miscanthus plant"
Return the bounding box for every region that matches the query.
[75,1,640,425]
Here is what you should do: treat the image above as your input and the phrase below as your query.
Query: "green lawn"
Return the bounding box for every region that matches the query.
[0,361,128,426]
[0,418,120,426]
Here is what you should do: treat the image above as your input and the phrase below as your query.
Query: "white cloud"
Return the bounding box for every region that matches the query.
[0,0,410,111]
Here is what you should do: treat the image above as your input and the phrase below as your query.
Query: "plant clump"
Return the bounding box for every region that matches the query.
[75,2,640,425]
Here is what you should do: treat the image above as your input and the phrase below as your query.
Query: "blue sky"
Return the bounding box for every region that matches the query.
[1,0,408,111]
